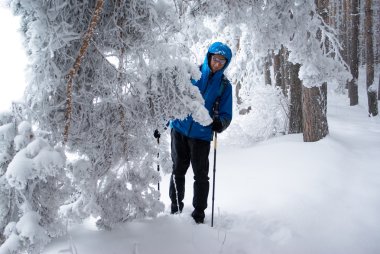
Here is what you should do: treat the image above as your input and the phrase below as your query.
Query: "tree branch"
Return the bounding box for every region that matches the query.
[63,0,104,144]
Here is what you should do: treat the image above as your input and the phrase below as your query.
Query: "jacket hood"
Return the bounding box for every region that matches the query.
[200,42,232,81]
[206,41,233,72]
[207,42,232,64]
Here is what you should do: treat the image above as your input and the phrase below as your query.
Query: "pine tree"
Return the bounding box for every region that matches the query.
[9,0,211,231]
[0,110,70,254]
[0,112,16,246]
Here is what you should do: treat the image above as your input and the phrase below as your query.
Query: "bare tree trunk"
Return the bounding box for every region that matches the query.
[281,46,290,97]
[329,0,337,29]
[375,2,380,65]
[359,0,367,65]
[348,0,360,106]
[342,0,350,64]
[343,0,350,63]
[264,51,272,86]
[302,85,329,141]
[288,63,303,134]
[365,0,378,116]
[279,46,289,96]
[273,50,282,88]
[378,75,380,100]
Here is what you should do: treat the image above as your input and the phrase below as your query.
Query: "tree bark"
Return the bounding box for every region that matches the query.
[365,0,378,116]
[63,0,104,144]
[302,84,329,141]
[329,0,337,29]
[273,50,282,88]
[375,2,380,65]
[264,51,272,86]
[359,0,366,65]
[342,0,351,65]
[348,0,360,106]
[280,46,289,97]
[288,63,303,134]
[378,75,380,100]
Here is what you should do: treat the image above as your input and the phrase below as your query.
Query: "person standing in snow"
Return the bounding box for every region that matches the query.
[169,42,233,224]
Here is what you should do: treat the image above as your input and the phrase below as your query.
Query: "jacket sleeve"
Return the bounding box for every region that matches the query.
[217,80,233,132]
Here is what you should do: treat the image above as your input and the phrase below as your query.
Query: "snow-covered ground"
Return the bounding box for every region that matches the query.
[40,87,380,254]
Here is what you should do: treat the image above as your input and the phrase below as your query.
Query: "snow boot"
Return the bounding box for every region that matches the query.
[171,202,184,214]
[191,209,205,224]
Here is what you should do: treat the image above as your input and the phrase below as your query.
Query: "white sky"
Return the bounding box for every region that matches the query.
[0,6,27,112]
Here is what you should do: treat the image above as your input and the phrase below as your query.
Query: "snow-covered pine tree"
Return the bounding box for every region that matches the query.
[9,0,212,229]
[0,110,70,254]
[0,112,17,245]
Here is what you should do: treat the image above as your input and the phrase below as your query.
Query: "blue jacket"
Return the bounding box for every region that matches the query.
[170,42,233,141]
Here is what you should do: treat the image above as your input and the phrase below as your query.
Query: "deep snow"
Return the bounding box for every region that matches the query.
[40,89,380,254]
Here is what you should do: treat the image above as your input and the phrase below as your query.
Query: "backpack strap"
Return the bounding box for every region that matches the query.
[218,75,228,97]
[213,75,228,119]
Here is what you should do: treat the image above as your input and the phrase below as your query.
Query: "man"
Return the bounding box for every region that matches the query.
[169,42,233,224]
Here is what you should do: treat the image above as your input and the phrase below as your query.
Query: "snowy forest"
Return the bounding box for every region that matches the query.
[0,0,379,253]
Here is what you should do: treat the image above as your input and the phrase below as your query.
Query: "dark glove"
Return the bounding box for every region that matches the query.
[153,129,161,139]
[211,119,223,133]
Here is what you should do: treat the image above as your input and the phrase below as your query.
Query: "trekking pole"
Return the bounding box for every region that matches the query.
[211,131,217,227]
[157,135,160,192]
[154,129,161,194]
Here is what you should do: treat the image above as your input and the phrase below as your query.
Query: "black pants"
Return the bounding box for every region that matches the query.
[169,129,211,213]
